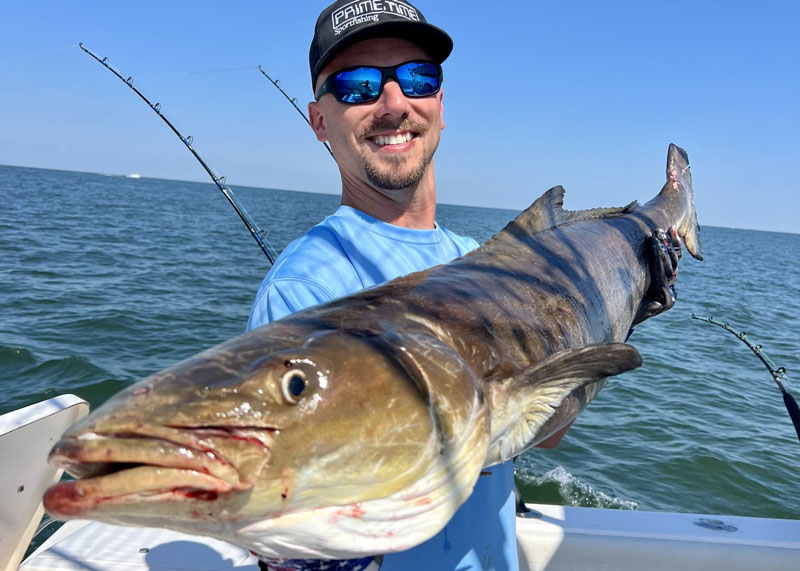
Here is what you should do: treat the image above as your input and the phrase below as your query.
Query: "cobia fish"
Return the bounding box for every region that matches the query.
[44,144,703,560]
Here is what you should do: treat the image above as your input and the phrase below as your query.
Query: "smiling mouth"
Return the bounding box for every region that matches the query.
[368,131,416,147]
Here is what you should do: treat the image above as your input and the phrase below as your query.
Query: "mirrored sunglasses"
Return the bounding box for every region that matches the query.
[315,61,442,104]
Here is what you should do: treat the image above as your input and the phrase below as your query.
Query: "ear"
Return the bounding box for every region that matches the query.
[438,90,445,131]
[308,101,329,142]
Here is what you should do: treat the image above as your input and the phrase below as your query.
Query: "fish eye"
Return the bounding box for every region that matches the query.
[280,369,307,404]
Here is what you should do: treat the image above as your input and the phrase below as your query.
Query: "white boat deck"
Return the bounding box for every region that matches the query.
[21,520,259,570]
[18,504,800,570]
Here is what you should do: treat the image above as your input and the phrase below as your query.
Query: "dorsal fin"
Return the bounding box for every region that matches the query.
[501,186,639,237]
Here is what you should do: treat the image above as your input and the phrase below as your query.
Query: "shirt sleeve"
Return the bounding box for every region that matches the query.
[246,278,336,330]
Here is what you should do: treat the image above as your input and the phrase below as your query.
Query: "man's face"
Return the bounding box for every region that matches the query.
[309,38,445,195]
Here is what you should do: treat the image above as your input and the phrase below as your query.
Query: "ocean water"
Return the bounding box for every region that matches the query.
[1,164,798,524]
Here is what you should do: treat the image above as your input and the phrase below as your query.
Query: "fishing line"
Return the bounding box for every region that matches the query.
[0,67,256,95]
[189,65,258,75]
[0,44,73,66]
[692,314,800,443]
[257,65,335,160]
[0,82,77,95]
[78,42,279,265]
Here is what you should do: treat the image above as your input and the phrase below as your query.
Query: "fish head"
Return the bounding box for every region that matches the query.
[44,325,489,558]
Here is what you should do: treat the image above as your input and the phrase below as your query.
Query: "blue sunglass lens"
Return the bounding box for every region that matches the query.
[329,62,441,103]
[334,67,382,103]
[396,62,440,96]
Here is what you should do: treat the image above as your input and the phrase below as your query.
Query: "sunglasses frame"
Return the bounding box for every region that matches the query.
[314,60,443,104]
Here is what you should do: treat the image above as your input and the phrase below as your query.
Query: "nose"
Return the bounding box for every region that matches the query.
[373,79,412,118]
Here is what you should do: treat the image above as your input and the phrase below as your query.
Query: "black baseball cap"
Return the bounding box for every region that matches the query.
[309,0,453,90]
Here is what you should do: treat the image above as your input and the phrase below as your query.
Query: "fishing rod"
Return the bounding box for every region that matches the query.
[692,314,800,443]
[79,43,279,265]
[257,65,335,160]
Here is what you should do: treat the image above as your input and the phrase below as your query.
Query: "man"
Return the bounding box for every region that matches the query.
[248,1,679,569]
[249,2,518,569]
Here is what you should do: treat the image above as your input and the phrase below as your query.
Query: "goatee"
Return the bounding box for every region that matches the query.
[358,118,433,191]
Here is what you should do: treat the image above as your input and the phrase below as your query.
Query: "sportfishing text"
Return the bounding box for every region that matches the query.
[332,0,420,34]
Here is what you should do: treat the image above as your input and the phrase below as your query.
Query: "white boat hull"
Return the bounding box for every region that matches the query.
[516,504,799,570]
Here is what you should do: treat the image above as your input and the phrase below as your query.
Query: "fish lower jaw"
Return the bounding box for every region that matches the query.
[42,465,246,520]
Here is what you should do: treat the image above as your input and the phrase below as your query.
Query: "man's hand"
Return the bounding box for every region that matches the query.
[535,421,573,448]
[631,226,682,329]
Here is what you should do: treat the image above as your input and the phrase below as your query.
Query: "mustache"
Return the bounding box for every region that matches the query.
[357,118,427,142]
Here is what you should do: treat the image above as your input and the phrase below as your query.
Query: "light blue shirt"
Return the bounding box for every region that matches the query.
[247,205,519,571]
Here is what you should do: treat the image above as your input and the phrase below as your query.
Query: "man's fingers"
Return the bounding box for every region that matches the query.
[653,229,681,284]
[650,233,675,284]
[665,227,682,277]
[631,230,680,329]
[649,233,677,305]
[669,226,683,263]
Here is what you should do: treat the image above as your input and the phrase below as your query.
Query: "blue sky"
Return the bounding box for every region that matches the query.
[1,1,797,234]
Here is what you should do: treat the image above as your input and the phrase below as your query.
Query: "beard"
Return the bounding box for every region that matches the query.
[363,154,428,191]
[357,118,435,191]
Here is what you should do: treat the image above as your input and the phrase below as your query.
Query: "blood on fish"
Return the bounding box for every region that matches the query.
[181,490,219,501]
[42,482,102,517]
[337,504,365,519]
[228,434,268,448]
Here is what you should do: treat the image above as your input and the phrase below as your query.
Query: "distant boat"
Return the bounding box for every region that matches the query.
[125,173,141,179]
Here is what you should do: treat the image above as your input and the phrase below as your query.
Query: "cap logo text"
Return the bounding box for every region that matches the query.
[332,0,420,35]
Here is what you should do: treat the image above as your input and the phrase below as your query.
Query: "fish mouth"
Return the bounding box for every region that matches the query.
[44,425,275,518]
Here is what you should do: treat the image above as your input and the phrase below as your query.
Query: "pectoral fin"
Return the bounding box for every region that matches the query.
[486,343,641,463]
